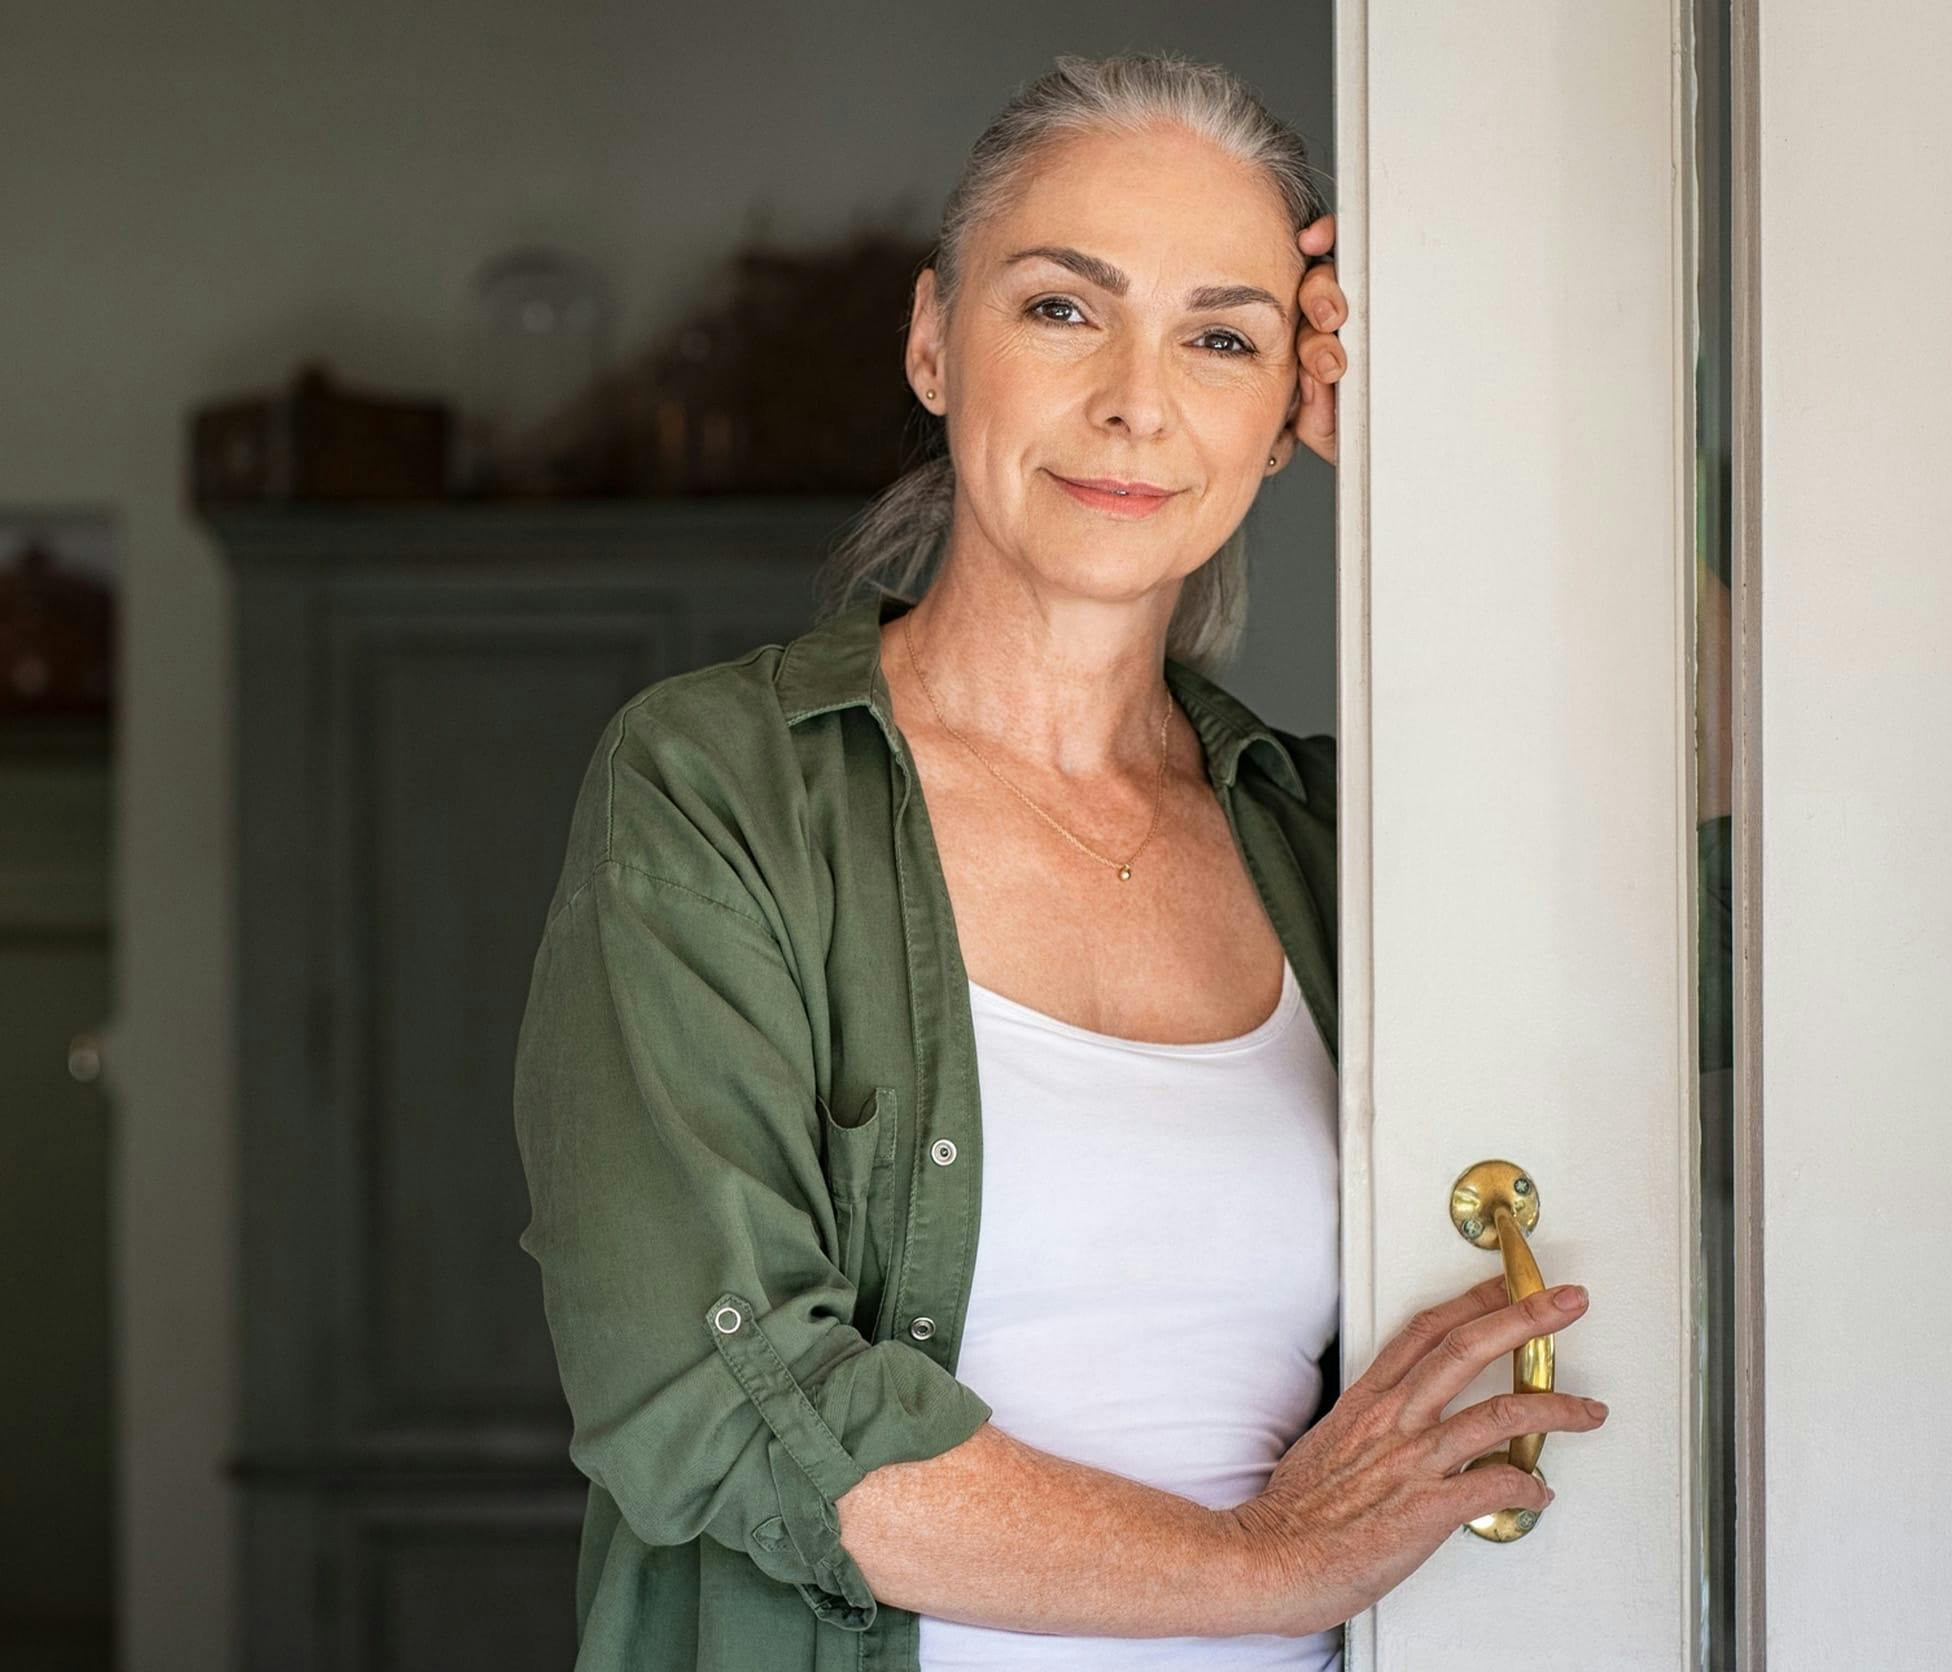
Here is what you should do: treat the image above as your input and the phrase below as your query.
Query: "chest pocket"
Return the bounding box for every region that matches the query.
[816,1086,898,1309]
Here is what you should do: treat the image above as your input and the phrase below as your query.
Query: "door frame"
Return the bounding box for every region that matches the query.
[1329,0,1735,1662]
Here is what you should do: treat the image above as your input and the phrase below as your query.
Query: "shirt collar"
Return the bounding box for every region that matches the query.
[776,590,1306,800]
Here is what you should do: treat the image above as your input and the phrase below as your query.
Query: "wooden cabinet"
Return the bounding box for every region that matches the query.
[215,501,854,1668]
[0,723,115,1669]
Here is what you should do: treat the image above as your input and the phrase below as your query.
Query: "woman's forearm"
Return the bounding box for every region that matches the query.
[834,1419,1274,1639]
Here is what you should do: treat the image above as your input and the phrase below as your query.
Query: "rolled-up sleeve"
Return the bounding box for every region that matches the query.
[512,854,993,1632]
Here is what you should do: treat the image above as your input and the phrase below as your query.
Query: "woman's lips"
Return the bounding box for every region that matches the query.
[1048,471,1181,519]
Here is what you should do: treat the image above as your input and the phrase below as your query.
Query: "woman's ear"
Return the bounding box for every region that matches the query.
[1268,392,1302,468]
[905,267,947,413]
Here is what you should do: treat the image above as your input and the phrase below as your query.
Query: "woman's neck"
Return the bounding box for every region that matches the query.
[884,559,1182,778]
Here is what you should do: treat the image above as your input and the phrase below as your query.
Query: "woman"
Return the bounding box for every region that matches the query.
[512,51,1605,1672]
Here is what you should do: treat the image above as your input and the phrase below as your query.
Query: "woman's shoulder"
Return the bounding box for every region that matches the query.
[1267,724,1337,821]
[545,639,809,929]
[1164,654,1336,822]
[608,639,798,765]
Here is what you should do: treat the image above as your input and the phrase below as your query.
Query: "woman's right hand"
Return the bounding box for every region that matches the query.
[1225,1274,1609,1638]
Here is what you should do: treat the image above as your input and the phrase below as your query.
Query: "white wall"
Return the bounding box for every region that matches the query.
[0,5,1333,1664]
[1758,3,1952,1662]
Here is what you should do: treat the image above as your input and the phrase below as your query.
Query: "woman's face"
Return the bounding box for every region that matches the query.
[907,122,1304,612]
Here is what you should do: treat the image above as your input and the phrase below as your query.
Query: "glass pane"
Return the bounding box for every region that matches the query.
[1691,0,1737,1664]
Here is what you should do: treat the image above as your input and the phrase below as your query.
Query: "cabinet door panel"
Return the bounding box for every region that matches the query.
[327,598,681,1442]
[228,503,849,1664]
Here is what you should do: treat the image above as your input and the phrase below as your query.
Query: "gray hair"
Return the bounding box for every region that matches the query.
[811,49,1333,676]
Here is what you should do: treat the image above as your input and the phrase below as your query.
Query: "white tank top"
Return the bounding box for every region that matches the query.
[916,955,1343,1671]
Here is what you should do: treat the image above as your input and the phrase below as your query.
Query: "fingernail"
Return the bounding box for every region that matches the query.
[1554,1285,1588,1311]
[1545,1489,1557,1504]
[1584,1399,1609,1419]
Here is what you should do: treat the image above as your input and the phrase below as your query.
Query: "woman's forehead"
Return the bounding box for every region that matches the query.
[980,131,1298,292]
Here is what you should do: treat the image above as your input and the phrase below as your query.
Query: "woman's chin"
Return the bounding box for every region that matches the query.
[1014,545,1199,604]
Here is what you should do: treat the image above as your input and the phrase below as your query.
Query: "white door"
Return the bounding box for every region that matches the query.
[1332,1,1952,1667]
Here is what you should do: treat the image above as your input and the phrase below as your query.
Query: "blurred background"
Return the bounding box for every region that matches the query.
[0,5,1335,1667]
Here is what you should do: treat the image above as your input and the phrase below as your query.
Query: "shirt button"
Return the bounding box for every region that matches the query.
[930,1138,957,1166]
[908,1316,937,1341]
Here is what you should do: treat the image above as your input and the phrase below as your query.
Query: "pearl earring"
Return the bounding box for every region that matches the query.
[925,389,936,401]
[1268,455,1277,467]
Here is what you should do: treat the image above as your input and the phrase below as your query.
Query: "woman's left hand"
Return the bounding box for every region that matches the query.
[1291,213,1347,466]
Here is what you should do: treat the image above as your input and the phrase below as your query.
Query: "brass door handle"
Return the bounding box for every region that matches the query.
[1448,1159,1554,1541]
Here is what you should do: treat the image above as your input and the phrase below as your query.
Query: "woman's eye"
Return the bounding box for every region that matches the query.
[1024,298,1256,357]
[1194,328,1256,357]
[1026,296,1086,326]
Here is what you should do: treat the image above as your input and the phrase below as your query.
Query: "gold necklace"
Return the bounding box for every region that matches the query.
[901,610,1173,882]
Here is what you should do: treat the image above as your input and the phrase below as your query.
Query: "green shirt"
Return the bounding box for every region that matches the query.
[512,588,1339,1669]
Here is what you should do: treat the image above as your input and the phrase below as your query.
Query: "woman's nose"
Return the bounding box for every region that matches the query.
[1084,339,1171,438]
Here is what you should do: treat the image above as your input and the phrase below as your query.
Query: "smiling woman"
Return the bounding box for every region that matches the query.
[814,58,1344,674]
[509,50,1587,1672]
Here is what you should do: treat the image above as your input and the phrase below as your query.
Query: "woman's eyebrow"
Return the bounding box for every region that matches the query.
[1002,245,1285,315]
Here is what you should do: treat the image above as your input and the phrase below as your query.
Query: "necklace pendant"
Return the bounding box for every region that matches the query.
[1117,864,1132,881]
